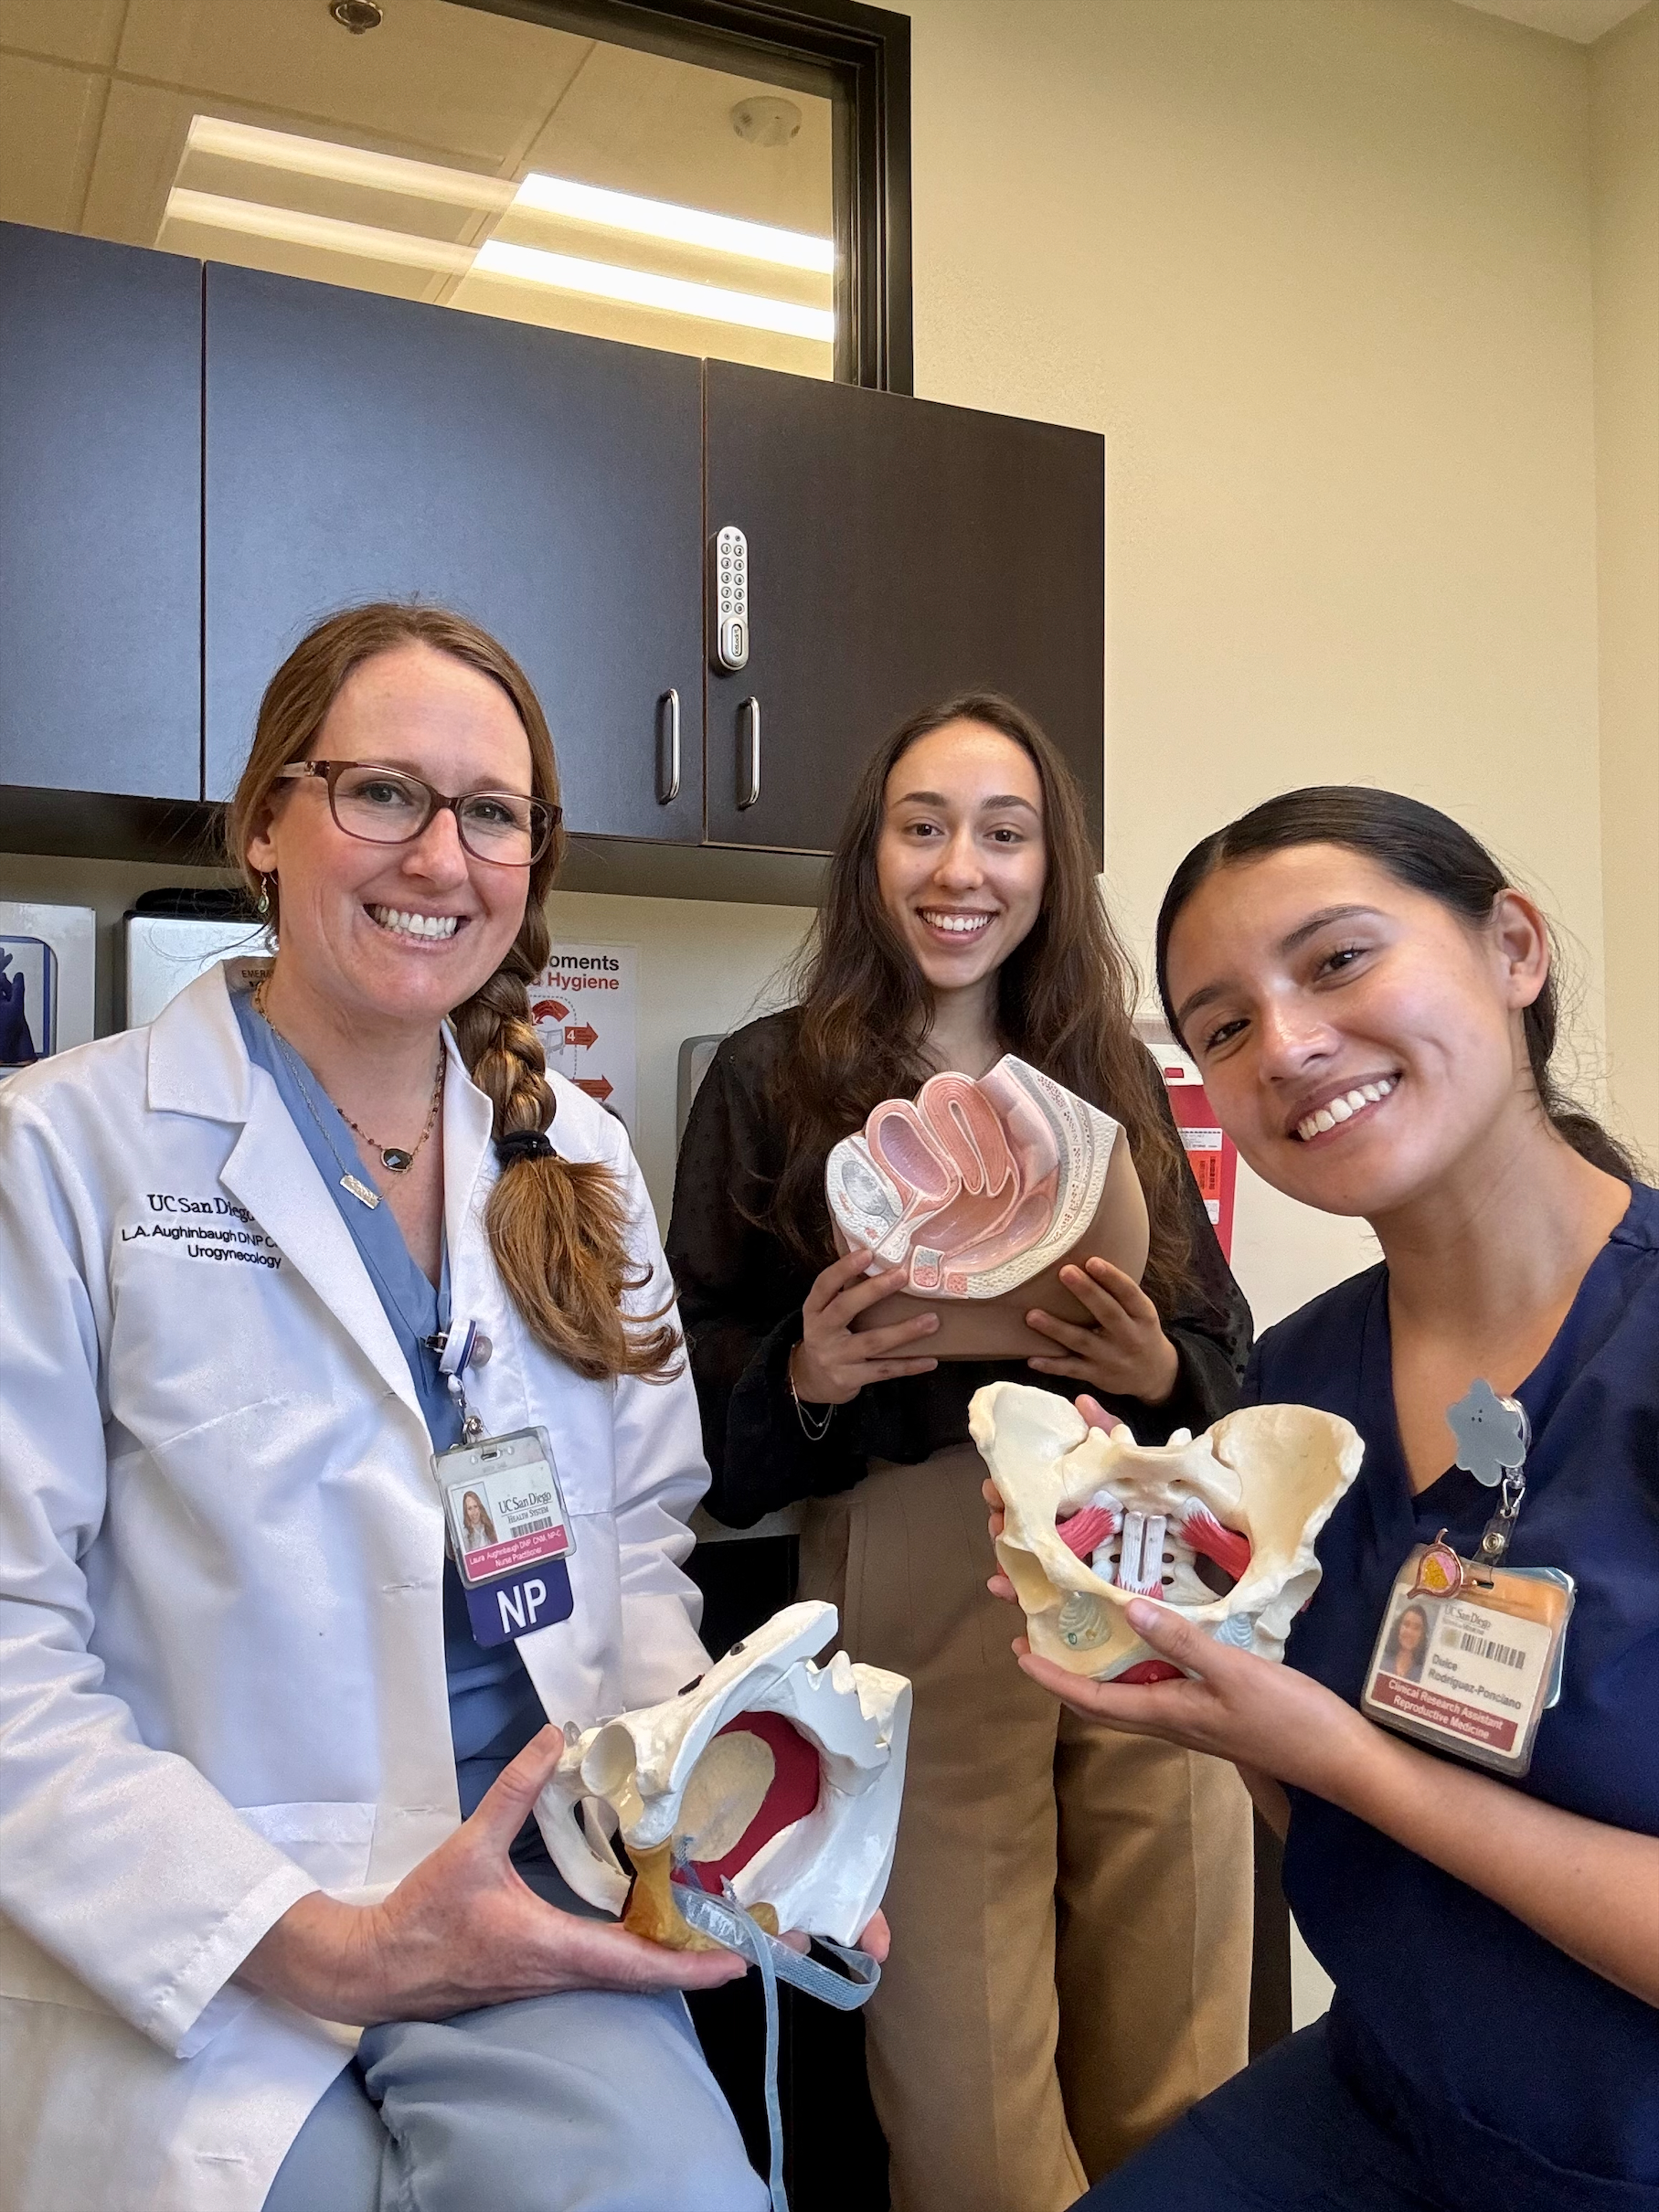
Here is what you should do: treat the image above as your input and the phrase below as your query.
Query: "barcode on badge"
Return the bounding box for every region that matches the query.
[515,1515,558,1536]
[1454,1631,1526,1668]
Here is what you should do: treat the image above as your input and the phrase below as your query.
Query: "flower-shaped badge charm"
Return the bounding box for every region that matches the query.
[1448,1377,1531,1488]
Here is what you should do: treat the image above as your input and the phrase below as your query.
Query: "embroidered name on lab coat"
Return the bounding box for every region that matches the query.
[117,1192,282,1271]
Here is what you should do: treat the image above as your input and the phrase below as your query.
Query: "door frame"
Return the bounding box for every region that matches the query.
[444,0,912,392]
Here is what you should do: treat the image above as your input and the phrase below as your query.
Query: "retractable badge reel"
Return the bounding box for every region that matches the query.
[1361,1380,1573,1777]
[429,1320,576,1649]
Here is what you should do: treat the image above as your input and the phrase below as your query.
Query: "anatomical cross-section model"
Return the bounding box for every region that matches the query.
[538,1604,909,2211]
[537,1601,909,1952]
[972,1380,1363,1681]
[824,1054,1151,1359]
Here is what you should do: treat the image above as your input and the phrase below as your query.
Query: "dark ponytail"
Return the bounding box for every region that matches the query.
[1154,786,1638,1183]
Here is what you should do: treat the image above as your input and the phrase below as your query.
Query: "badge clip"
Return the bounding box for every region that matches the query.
[1448,1377,1531,1581]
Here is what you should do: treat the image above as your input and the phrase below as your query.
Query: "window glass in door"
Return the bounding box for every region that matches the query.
[0,0,836,381]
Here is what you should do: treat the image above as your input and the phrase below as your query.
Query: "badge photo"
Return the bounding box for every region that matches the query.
[439,1426,574,1590]
[1362,1551,1574,1778]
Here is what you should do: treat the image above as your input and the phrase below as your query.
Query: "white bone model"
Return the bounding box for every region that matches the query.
[972,1381,1363,1681]
[537,1602,910,1951]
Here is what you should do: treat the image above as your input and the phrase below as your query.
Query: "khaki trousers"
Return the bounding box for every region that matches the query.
[801,1445,1254,2212]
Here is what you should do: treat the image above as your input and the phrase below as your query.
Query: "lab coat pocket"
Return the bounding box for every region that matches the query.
[236,1802,377,1896]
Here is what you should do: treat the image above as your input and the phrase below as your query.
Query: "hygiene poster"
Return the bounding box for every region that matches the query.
[530,942,638,1134]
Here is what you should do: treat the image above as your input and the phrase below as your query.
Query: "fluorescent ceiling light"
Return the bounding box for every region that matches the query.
[510,174,832,272]
[473,239,834,339]
[165,189,473,271]
[181,115,834,271]
[185,116,512,212]
[163,189,834,341]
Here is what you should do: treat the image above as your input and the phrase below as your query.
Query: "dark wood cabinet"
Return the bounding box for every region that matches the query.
[2,229,1105,888]
[0,223,201,803]
[204,266,706,842]
[703,360,1104,859]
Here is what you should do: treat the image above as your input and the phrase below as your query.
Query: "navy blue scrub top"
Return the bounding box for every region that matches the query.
[233,994,549,1833]
[1254,1180,1659,2208]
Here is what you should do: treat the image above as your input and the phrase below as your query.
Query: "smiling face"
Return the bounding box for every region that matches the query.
[247,642,534,1033]
[875,721,1048,1000]
[1164,844,1549,1222]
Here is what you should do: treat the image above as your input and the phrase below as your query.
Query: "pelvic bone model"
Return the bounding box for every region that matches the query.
[537,1602,909,1951]
[972,1381,1363,1680]
[824,1055,1151,1359]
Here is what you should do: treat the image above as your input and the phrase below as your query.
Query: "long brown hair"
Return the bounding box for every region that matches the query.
[228,601,677,1382]
[766,693,1196,1316]
[1155,786,1639,1182]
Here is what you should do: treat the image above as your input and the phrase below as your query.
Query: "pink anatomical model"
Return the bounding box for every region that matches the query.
[824,1055,1150,1359]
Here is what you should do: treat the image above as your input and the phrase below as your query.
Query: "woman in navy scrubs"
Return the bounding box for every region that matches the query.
[993,787,1658,2212]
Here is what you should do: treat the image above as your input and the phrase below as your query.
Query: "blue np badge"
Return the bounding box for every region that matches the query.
[435,1426,576,1648]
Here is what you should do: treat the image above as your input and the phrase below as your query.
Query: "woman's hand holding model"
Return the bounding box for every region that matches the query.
[1024,1256,1179,1403]
[1001,1585,1659,2012]
[789,1244,941,1404]
[239,1730,750,2022]
[242,1725,893,2023]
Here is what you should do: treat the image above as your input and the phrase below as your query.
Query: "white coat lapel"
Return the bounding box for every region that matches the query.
[148,967,425,1428]
[441,1024,497,1283]
[221,1079,426,1426]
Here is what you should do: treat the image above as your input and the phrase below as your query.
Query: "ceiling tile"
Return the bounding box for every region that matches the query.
[0,0,127,69]
[115,0,592,166]
[526,43,834,236]
[0,55,106,229]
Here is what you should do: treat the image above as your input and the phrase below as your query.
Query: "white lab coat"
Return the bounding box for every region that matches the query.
[0,966,712,2212]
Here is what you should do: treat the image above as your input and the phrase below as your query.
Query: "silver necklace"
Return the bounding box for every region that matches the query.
[254,978,443,1185]
[250,991,438,1203]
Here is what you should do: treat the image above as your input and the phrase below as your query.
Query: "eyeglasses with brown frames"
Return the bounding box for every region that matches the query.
[276,760,560,867]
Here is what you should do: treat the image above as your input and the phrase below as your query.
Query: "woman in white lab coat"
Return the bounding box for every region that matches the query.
[0,604,776,2212]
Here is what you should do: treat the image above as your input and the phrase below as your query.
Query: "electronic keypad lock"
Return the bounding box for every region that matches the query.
[710,524,749,671]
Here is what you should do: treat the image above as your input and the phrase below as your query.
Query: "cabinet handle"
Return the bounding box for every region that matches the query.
[737,697,761,809]
[656,688,681,804]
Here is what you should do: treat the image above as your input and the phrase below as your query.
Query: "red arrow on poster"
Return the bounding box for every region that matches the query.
[564,1023,599,1049]
[575,1075,614,1104]
[531,997,569,1023]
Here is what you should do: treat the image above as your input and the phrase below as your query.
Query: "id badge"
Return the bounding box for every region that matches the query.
[1361,1543,1574,1778]
[433,1426,576,1649]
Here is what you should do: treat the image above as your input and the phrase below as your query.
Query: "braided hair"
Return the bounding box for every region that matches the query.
[229,601,678,1383]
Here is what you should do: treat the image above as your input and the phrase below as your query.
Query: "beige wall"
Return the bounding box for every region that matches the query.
[1590,1,1659,1170]
[905,0,1622,1186]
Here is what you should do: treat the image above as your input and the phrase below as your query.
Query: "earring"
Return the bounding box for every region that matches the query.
[256,873,273,919]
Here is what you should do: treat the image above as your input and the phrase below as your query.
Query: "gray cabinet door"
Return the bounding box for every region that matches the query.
[0,223,202,801]
[703,361,1104,859]
[205,266,704,843]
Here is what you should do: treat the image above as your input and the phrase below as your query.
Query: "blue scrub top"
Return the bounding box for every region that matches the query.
[232,994,549,1830]
[1253,1179,1659,2207]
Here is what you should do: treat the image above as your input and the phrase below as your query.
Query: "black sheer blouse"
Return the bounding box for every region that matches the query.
[667,1009,1254,1528]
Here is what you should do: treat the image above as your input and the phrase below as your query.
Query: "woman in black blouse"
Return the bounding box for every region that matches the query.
[667,695,1254,2212]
